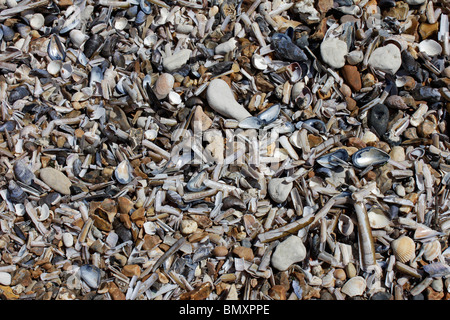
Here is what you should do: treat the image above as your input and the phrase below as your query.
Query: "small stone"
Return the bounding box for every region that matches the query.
[179,282,212,300]
[385,95,409,109]
[418,22,439,40]
[271,235,306,271]
[108,281,126,300]
[39,167,72,195]
[334,268,347,281]
[269,285,287,300]
[0,272,11,286]
[192,106,213,132]
[317,0,333,14]
[348,137,367,149]
[62,232,74,247]
[427,287,444,300]
[368,44,402,74]
[163,49,192,72]
[130,207,145,227]
[180,219,198,235]
[389,146,406,162]
[384,1,409,21]
[320,38,348,69]
[368,104,390,137]
[0,285,19,299]
[345,263,357,278]
[215,38,237,55]
[122,264,141,277]
[345,96,357,111]
[142,234,161,250]
[308,134,323,148]
[268,178,293,203]
[341,65,362,91]
[213,246,228,257]
[232,246,254,261]
[206,78,252,121]
[346,50,364,65]
[154,73,175,100]
[362,73,376,88]
[117,196,134,215]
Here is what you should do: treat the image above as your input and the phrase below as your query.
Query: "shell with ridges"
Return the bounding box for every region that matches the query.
[391,236,415,263]
[423,240,441,261]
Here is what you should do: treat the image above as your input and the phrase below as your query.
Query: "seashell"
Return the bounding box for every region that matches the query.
[13,160,34,185]
[186,171,208,192]
[80,264,101,289]
[423,262,450,278]
[352,147,390,169]
[391,236,415,263]
[418,39,443,57]
[84,34,104,59]
[302,119,327,134]
[285,62,306,82]
[115,160,133,184]
[47,60,62,76]
[316,149,349,169]
[222,195,246,210]
[30,13,45,30]
[292,85,312,109]
[60,62,73,80]
[139,0,152,14]
[114,17,128,30]
[0,120,16,132]
[8,86,30,103]
[36,204,50,221]
[337,214,354,236]
[7,180,27,203]
[341,276,366,297]
[143,221,157,235]
[252,54,268,70]
[423,240,441,261]
[89,66,104,87]
[239,116,263,129]
[368,207,391,229]
[1,25,14,41]
[135,10,147,25]
[48,34,66,61]
[271,32,308,62]
[69,29,88,48]
[257,104,281,125]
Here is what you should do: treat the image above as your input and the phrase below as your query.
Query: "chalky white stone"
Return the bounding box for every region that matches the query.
[320,38,348,69]
[268,178,293,203]
[215,38,238,55]
[206,79,252,121]
[271,236,306,271]
[0,272,11,286]
[368,44,402,74]
[163,49,192,72]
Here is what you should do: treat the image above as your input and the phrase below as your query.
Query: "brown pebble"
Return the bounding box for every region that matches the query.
[232,246,254,261]
[269,285,287,300]
[341,64,362,92]
[213,246,228,257]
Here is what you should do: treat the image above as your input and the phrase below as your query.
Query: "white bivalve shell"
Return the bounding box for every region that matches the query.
[341,276,366,297]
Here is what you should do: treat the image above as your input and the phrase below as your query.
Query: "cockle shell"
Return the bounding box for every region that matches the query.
[341,276,366,297]
[391,236,415,263]
[368,207,391,229]
[423,240,441,261]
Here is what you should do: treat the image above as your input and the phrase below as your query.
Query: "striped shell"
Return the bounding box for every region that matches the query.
[391,236,415,263]
[341,276,366,297]
[423,240,441,261]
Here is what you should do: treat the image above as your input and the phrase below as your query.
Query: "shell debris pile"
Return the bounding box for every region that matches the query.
[0,0,449,301]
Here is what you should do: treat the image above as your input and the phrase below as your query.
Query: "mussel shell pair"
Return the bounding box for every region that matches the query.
[352,147,390,169]
[7,180,27,203]
[238,104,281,129]
[316,149,349,169]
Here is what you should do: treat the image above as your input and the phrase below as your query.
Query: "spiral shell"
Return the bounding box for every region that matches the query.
[423,240,441,261]
[341,276,366,297]
[391,236,415,263]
